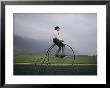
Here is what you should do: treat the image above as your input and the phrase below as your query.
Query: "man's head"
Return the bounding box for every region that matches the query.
[54,26,60,31]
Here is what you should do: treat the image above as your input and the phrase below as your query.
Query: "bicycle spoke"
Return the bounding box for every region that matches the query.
[45,43,76,65]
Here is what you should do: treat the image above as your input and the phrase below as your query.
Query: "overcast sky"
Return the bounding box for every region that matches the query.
[14,13,97,55]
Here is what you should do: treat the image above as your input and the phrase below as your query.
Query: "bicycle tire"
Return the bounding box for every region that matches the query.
[46,43,75,65]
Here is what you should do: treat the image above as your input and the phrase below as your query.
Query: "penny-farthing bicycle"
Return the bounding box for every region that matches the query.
[44,43,75,65]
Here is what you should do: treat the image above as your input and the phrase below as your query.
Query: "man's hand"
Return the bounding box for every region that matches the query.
[61,40,64,42]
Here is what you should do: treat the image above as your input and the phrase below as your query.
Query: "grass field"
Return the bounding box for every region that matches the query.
[14,55,97,64]
[14,55,97,75]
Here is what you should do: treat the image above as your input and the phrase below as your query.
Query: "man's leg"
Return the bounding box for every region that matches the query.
[55,47,61,57]
[61,45,66,58]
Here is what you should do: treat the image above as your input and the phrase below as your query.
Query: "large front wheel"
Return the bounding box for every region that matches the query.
[46,44,75,65]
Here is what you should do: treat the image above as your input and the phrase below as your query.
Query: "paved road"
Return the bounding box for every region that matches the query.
[14,64,97,75]
[15,63,97,66]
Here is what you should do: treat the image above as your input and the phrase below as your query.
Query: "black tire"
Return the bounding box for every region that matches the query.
[64,44,75,65]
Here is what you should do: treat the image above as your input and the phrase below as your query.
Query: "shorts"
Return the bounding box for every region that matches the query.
[53,38,65,47]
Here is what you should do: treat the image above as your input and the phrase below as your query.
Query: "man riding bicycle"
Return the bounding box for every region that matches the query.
[53,26,65,58]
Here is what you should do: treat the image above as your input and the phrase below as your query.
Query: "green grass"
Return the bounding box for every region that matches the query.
[14,55,97,64]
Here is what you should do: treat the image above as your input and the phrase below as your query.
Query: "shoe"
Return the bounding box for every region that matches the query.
[60,55,66,58]
[55,54,59,57]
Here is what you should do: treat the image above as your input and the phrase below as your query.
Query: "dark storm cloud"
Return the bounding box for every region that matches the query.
[14,13,97,55]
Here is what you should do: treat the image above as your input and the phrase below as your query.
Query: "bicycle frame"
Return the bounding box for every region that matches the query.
[45,43,76,65]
